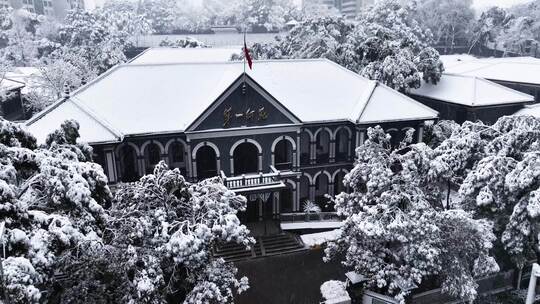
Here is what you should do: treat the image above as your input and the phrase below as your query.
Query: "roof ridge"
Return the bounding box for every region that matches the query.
[69,97,124,140]
[127,58,329,67]
[354,80,378,122]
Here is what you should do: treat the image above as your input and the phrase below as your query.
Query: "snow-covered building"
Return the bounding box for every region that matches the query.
[409,73,535,123]
[0,77,25,120]
[26,58,437,222]
[444,56,540,101]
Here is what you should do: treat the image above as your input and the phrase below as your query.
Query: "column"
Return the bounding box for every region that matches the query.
[103,147,117,183]
[310,141,316,164]
[417,125,424,143]
[137,156,145,176]
[296,131,301,169]
[309,184,316,202]
[329,140,335,163]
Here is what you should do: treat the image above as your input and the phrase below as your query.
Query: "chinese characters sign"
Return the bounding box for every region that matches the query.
[223,105,268,127]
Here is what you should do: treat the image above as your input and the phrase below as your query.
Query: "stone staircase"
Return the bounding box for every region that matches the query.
[214,233,305,262]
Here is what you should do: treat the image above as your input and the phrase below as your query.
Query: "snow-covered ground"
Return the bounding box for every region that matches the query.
[300,229,340,247]
[320,280,350,303]
[281,221,343,230]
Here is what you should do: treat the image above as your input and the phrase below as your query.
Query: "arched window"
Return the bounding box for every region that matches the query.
[335,129,349,162]
[119,145,138,182]
[274,139,293,170]
[233,142,259,175]
[300,131,311,165]
[316,130,331,163]
[144,143,161,174]
[196,146,218,179]
[168,142,186,175]
[299,175,311,204]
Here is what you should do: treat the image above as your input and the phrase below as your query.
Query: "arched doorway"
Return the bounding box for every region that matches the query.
[144,143,161,174]
[316,129,331,163]
[168,142,186,176]
[119,145,138,182]
[299,175,311,204]
[280,182,294,213]
[196,146,218,179]
[274,139,293,170]
[335,129,349,162]
[315,173,330,210]
[233,142,259,175]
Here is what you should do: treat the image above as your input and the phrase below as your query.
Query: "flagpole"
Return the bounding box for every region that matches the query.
[243,27,246,94]
[243,28,246,75]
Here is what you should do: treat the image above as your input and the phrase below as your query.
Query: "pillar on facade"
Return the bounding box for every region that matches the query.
[309,184,316,202]
[329,139,336,163]
[103,147,117,183]
[417,125,424,143]
[137,156,145,176]
[296,131,301,170]
[310,141,316,164]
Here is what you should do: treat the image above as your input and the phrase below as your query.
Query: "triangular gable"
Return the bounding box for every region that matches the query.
[358,85,439,123]
[187,73,301,131]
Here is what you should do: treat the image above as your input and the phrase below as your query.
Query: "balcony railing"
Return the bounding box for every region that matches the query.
[280,212,343,223]
[221,166,299,191]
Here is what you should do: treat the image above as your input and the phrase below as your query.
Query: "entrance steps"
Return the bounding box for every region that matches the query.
[213,233,306,262]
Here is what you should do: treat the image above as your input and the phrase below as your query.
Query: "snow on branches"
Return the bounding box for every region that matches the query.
[0,118,110,303]
[60,161,253,303]
[329,116,540,302]
[234,0,444,92]
[326,125,499,303]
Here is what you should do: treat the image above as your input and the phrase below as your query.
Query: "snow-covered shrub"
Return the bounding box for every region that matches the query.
[159,37,207,48]
[303,200,321,213]
[320,280,348,301]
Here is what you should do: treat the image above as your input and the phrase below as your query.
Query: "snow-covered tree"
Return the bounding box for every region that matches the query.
[58,162,254,303]
[140,0,176,34]
[468,7,514,54]
[326,126,499,303]
[454,116,540,267]
[0,8,42,66]
[0,119,111,303]
[23,52,98,114]
[414,0,475,52]
[234,0,443,91]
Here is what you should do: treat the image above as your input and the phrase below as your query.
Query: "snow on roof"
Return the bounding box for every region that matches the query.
[410,73,534,106]
[130,47,240,64]
[6,67,42,95]
[439,54,477,69]
[514,104,540,117]
[0,78,24,91]
[26,59,438,144]
[445,56,540,85]
[28,99,120,144]
[359,84,438,123]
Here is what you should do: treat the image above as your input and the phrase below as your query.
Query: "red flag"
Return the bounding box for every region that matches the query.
[243,41,253,70]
